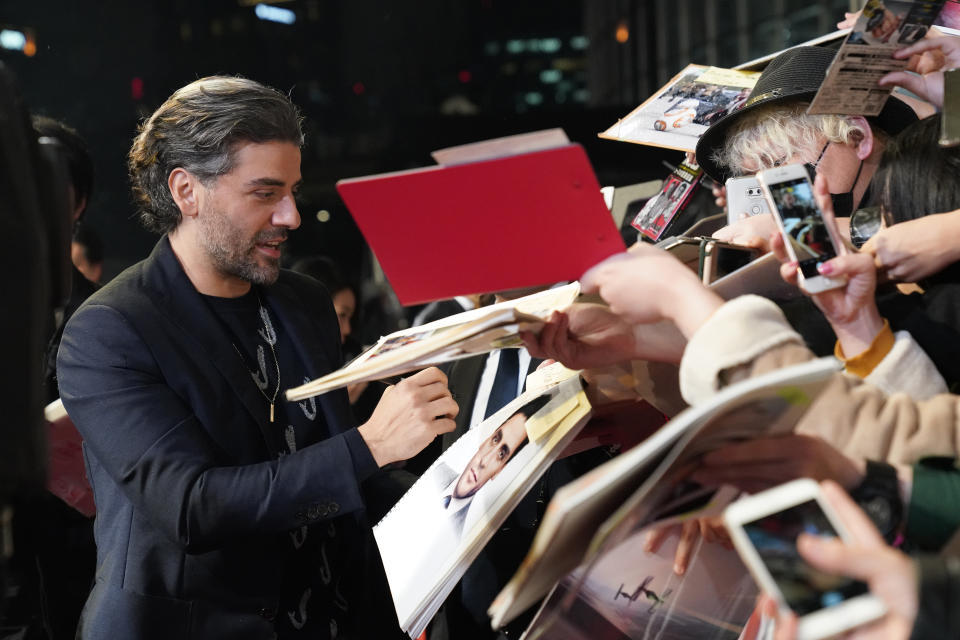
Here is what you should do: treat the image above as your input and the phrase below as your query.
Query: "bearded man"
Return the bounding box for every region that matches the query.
[57,76,458,640]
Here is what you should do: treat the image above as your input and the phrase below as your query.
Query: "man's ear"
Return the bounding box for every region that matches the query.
[168,168,201,219]
[849,116,874,160]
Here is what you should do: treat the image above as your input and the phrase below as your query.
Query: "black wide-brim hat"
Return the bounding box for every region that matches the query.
[695,45,918,183]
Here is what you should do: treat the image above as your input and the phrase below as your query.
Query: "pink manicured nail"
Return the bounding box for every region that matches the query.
[818,262,833,275]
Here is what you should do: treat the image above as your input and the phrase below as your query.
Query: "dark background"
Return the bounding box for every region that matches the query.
[0,0,853,319]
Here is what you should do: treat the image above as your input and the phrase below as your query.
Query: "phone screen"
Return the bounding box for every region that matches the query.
[766,178,838,278]
[743,499,869,615]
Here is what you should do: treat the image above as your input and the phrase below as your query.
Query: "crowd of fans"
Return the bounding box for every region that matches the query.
[5,6,960,640]
[522,22,960,640]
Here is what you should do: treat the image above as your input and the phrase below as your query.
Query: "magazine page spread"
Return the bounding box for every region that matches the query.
[489,357,840,629]
[599,65,760,152]
[521,489,757,640]
[374,371,591,638]
[808,0,947,116]
[285,283,580,401]
[585,357,841,568]
[347,281,583,368]
[515,351,838,638]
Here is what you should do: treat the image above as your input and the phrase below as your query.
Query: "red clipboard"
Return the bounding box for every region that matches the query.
[336,144,625,305]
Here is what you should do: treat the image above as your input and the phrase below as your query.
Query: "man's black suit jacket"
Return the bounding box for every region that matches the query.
[57,237,385,639]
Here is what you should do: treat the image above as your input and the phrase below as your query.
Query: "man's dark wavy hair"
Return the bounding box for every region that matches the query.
[128,76,303,234]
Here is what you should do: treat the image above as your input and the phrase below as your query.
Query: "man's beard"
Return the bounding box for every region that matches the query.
[197,204,285,286]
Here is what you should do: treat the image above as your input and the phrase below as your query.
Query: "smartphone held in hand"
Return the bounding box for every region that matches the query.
[724,479,886,640]
[757,164,847,293]
[724,175,771,225]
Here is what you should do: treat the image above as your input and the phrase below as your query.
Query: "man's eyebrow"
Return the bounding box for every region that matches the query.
[244,177,303,188]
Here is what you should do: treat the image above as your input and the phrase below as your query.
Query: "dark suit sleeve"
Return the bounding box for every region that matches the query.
[58,302,369,552]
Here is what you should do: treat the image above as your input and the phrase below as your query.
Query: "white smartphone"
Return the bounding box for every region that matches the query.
[724,175,771,225]
[724,479,887,640]
[757,164,847,293]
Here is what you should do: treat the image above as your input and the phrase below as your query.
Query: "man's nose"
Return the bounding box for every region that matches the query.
[274,194,301,229]
[479,449,496,470]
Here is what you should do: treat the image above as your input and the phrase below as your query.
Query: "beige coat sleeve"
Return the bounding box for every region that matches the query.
[679,295,960,465]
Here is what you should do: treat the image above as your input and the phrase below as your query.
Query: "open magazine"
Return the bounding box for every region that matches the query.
[374,368,592,638]
[285,283,580,401]
[488,357,840,630]
[599,65,760,152]
[522,488,758,640]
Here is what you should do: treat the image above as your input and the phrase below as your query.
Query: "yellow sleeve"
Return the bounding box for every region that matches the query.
[834,319,895,378]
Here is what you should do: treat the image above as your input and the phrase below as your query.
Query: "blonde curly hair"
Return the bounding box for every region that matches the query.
[712,101,880,176]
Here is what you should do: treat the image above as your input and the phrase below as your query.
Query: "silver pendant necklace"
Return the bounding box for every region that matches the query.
[257,294,281,423]
[233,292,281,423]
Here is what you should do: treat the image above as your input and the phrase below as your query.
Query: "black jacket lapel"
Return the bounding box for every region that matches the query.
[265,276,355,435]
[441,353,487,451]
[144,238,283,453]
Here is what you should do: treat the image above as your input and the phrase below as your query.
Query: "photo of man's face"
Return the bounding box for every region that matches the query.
[452,411,528,500]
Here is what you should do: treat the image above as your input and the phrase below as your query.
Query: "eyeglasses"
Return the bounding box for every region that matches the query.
[803,141,831,181]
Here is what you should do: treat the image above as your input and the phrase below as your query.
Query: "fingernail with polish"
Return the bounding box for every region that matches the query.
[818,262,834,275]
